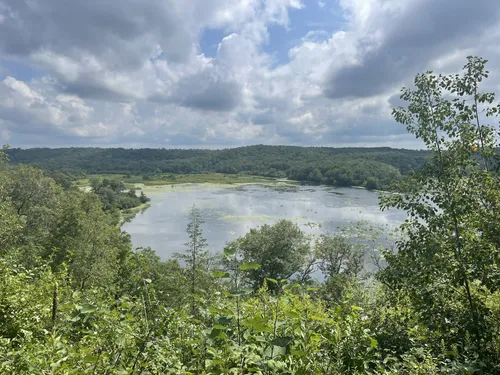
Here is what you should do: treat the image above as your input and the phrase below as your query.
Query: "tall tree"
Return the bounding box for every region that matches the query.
[380,56,500,360]
[175,206,211,312]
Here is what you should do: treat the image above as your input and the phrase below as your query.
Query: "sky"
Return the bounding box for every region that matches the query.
[0,0,499,149]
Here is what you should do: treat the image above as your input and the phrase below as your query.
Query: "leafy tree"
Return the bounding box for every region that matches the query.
[139,191,150,204]
[6,145,428,190]
[0,201,24,256]
[308,168,323,182]
[365,176,378,190]
[90,177,147,211]
[314,234,366,307]
[4,165,59,217]
[225,220,311,290]
[380,56,500,365]
[45,189,127,289]
[116,247,188,307]
[315,234,364,278]
[0,165,60,266]
[1,140,498,373]
[174,206,211,312]
[45,171,73,190]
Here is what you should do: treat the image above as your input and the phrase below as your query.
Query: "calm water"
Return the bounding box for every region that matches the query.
[122,184,406,260]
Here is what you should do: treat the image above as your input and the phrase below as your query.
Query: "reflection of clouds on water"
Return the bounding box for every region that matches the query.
[122,184,406,260]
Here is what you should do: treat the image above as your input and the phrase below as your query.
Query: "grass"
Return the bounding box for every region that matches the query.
[75,173,288,187]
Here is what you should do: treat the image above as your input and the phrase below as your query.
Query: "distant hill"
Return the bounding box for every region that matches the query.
[6,145,431,190]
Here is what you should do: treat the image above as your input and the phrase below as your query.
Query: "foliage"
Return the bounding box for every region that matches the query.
[174,206,215,314]
[315,234,364,278]
[380,56,500,369]
[91,177,149,211]
[223,220,312,291]
[365,177,379,190]
[2,56,500,374]
[6,145,431,190]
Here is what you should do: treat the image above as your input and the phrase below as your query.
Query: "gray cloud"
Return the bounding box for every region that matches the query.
[251,111,276,125]
[1,0,500,149]
[0,0,199,103]
[62,79,135,102]
[171,70,243,112]
[0,0,190,66]
[324,0,500,99]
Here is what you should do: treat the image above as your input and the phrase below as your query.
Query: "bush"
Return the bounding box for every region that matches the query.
[365,177,379,190]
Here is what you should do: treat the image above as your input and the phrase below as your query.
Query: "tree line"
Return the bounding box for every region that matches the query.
[0,56,499,373]
[6,145,431,190]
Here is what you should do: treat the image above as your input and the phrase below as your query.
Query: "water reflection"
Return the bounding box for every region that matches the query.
[121,184,406,260]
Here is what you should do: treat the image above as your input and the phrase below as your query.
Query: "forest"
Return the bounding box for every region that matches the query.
[1,57,499,374]
[6,145,430,190]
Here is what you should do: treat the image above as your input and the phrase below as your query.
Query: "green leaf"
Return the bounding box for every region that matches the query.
[243,317,273,332]
[80,304,96,314]
[211,271,230,278]
[265,278,278,284]
[209,328,227,339]
[270,336,293,347]
[218,316,232,325]
[291,349,308,357]
[251,323,273,332]
[309,332,321,342]
[208,307,221,314]
[265,345,287,358]
[239,263,261,271]
[284,311,300,319]
[67,315,80,322]
[224,246,237,256]
[370,337,378,349]
[83,355,99,363]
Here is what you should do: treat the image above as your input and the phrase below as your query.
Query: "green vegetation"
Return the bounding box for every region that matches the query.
[90,177,150,211]
[1,57,499,374]
[7,145,430,190]
[223,220,313,291]
[76,173,284,188]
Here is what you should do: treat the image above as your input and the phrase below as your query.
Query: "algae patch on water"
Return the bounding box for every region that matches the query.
[220,213,278,224]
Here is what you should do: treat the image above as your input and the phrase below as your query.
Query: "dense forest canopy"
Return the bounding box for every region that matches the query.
[6,145,431,190]
[1,57,500,374]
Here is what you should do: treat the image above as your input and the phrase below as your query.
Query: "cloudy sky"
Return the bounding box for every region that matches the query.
[1,0,499,149]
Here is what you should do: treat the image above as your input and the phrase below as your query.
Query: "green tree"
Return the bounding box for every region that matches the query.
[365,176,378,190]
[314,234,366,307]
[117,247,188,307]
[308,168,323,182]
[380,56,500,364]
[174,206,211,312]
[139,191,150,204]
[315,234,364,278]
[47,190,126,289]
[225,220,311,290]
[0,163,60,265]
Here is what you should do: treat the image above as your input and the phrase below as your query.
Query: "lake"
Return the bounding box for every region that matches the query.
[122,183,406,260]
